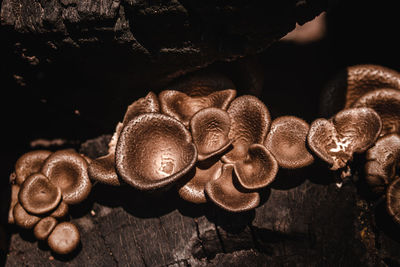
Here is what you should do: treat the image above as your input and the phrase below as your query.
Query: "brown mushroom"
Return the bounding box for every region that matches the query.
[115,113,197,191]
[387,178,400,224]
[18,173,62,215]
[33,216,58,240]
[178,160,223,204]
[41,150,91,205]
[265,116,314,169]
[364,134,400,195]
[88,154,121,186]
[159,89,236,126]
[13,203,41,229]
[122,91,160,125]
[205,164,260,212]
[47,222,80,254]
[15,150,52,185]
[234,144,278,190]
[8,184,20,224]
[222,95,271,163]
[51,201,69,219]
[308,108,382,170]
[190,108,232,161]
[352,89,400,136]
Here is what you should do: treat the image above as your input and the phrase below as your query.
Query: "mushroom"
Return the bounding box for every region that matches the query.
[387,178,400,224]
[159,89,236,126]
[13,203,41,229]
[308,108,382,170]
[18,173,62,215]
[41,149,92,205]
[190,108,232,161]
[51,201,69,219]
[205,164,260,212]
[178,160,223,204]
[352,89,400,136]
[233,144,278,190]
[264,116,314,169]
[47,222,80,254]
[87,154,122,186]
[222,95,271,163]
[8,184,20,224]
[15,150,52,185]
[115,113,197,191]
[364,134,400,195]
[33,216,57,240]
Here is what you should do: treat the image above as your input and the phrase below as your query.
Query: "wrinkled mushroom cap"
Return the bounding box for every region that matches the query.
[265,116,314,169]
[48,222,80,254]
[18,173,62,215]
[15,150,52,185]
[387,178,400,224]
[205,164,260,212]
[13,203,41,229]
[8,185,20,224]
[234,144,278,190]
[88,154,121,186]
[352,89,400,136]
[190,108,232,161]
[116,113,197,191]
[33,216,58,240]
[41,150,91,205]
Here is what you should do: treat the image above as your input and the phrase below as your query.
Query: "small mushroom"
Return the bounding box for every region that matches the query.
[47,222,80,255]
[222,95,271,163]
[88,154,121,186]
[115,113,197,191]
[265,116,314,169]
[387,178,400,224]
[51,201,69,219]
[18,173,62,215]
[41,150,91,205]
[178,160,223,204]
[15,150,52,185]
[190,108,232,161]
[308,108,382,170]
[8,184,20,224]
[364,134,400,195]
[33,216,58,240]
[159,89,236,126]
[234,144,278,190]
[13,203,41,229]
[352,89,400,136]
[122,91,160,125]
[205,164,260,212]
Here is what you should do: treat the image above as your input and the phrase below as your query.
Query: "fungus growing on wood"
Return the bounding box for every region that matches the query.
[265,116,314,169]
[8,184,20,224]
[13,203,41,229]
[47,222,80,255]
[387,178,400,224]
[41,150,91,205]
[308,108,382,170]
[33,216,57,241]
[115,113,197,191]
[15,150,52,185]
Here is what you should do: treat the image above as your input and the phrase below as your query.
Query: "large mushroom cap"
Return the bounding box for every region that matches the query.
[33,216,58,241]
[88,154,121,186]
[352,89,400,136]
[48,222,80,255]
[18,173,62,215]
[308,108,382,170]
[116,113,197,191]
[234,144,278,190]
[222,95,271,163]
[205,164,260,212]
[387,178,400,224]
[190,108,231,161]
[13,203,41,229]
[15,150,52,185]
[41,150,91,205]
[265,116,314,169]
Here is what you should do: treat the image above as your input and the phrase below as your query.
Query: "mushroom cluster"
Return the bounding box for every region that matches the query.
[8,149,91,254]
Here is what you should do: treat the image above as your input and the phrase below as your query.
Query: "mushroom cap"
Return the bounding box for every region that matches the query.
[116,113,197,191]
[48,222,80,255]
[51,201,69,219]
[178,160,223,204]
[13,203,41,229]
[205,164,260,212]
[33,216,58,241]
[122,91,160,125]
[88,154,121,186]
[352,89,400,136]
[8,184,20,224]
[387,178,400,224]
[159,89,236,126]
[41,150,92,205]
[265,116,314,169]
[18,173,62,215]
[308,108,382,170]
[15,150,52,185]
[222,95,271,163]
[190,108,232,161]
[234,144,278,190]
